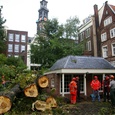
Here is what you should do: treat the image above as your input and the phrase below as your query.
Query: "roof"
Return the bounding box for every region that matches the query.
[50,55,115,71]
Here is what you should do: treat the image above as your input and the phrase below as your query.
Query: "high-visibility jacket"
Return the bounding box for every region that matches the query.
[90,80,101,90]
[69,81,77,95]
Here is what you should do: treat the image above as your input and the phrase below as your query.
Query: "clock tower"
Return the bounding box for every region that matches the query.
[36,0,49,34]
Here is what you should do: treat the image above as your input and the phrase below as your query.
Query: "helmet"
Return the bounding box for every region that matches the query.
[76,76,79,80]
[72,77,76,81]
[110,75,114,79]
[105,76,109,80]
[94,76,98,79]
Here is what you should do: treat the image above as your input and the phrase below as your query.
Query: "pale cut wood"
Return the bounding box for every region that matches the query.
[38,76,49,88]
[32,100,52,111]
[46,96,57,108]
[24,84,38,97]
[0,96,11,114]
[0,84,21,114]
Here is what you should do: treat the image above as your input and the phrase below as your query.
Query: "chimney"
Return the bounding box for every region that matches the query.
[93,4,101,57]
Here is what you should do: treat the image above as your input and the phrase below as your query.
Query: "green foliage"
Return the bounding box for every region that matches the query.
[5,56,27,74]
[64,16,80,39]
[0,6,7,53]
[0,53,7,64]
[31,18,84,69]
[13,73,37,88]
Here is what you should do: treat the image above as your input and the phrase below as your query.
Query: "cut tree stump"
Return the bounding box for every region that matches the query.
[38,76,49,88]
[24,83,38,97]
[0,84,22,114]
[32,100,52,111]
[46,96,57,108]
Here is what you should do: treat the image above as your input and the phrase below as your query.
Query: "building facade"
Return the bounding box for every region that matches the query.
[7,30,28,65]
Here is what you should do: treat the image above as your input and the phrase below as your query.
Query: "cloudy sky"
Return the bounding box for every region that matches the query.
[1,0,115,37]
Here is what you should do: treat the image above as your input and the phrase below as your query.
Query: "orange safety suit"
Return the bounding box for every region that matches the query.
[69,80,77,104]
[90,80,101,90]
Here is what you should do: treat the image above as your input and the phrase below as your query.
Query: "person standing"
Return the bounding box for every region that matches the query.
[109,75,115,107]
[76,76,81,102]
[90,76,101,102]
[102,76,110,102]
[69,77,77,104]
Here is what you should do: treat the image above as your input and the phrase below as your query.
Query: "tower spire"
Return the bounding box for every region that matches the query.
[36,0,49,34]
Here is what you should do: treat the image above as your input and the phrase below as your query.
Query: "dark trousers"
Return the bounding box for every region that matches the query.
[103,87,109,101]
[110,89,115,106]
[77,90,80,102]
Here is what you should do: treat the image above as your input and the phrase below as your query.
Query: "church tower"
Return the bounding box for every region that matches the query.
[36,0,49,34]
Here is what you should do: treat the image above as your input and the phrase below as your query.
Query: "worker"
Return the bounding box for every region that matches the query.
[69,77,77,104]
[90,76,101,102]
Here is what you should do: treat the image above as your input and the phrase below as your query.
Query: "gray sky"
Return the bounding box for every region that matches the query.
[1,0,115,37]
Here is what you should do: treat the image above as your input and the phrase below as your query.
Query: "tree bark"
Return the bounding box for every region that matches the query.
[0,84,22,114]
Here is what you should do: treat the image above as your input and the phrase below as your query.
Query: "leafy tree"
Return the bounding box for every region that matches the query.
[0,6,7,53]
[64,16,80,39]
[31,18,84,69]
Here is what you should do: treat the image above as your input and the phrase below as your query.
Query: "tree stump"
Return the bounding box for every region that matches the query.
[46,96,57,108]
[38,76,49,88]
[24,83,38,97]
[0,84,22,114]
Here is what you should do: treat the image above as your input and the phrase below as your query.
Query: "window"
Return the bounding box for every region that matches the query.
[21,35,26,42]
[101,32,107,42]
[104,16,112,27]
[102,45,108,58]
[85,28,90,38]
[80,32,84,41]
[21,45,25,52]
[51,78,55,87]
[60,74,84,93]
[15,34,20,42]
[110,28,115,38]
[14,55,19,58]
[8,33,14,41]
[111,43,115,56]
[86,41,91,51]
[8,44,13,52]
[14,45,19,52]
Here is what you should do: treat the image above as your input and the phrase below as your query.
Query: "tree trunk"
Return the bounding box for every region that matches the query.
[24,83,38,97]
[46,96,57,108]
[37,76,49,88]
[0,84,22,114]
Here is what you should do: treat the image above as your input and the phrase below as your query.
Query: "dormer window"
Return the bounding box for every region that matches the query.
[106,10,108,15]
[104,16,112,27]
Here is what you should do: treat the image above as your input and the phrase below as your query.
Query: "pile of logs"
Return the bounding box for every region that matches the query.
[0,76,57,114]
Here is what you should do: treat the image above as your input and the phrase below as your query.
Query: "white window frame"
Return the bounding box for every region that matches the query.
[85,28,90,38]
[21,35,26,42]
[110,27,115,38]
[101,32,107,42]
[21,45,25,52]
[60,74,84,94]
[14,44,19,52]
[87,41,91,51]
[111,43,115,56]
[51,78,55,87]
[8,44,13,52]
[102,45,108,58]
[104,16,112,27]
[8,33,14,42]
[15,34,20,42]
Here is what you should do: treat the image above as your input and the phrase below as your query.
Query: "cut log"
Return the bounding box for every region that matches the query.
[0,84,22,114]
[24,83,38,97]
[38,76,49,88]
[32,100,52,111]
[46,96,57,108]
